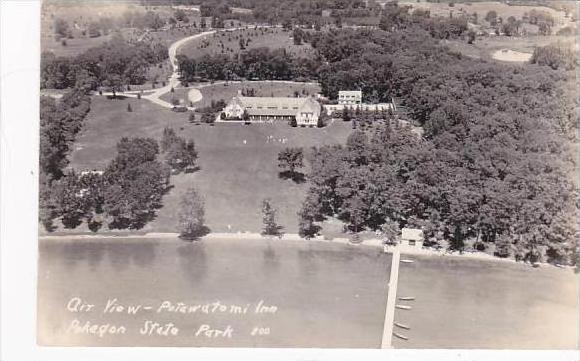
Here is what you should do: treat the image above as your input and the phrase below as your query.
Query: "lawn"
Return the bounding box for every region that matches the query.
[160,81,321,108]
[398,1,572,31]
[178,27,315,59]
[69,96,190,171]
[394,254,578,349]
[66,95,352,235]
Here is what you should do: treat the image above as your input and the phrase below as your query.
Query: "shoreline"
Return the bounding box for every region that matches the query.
[38,232,576,271]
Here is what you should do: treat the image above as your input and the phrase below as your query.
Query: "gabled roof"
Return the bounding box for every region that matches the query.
[232,96,321,117]
[339,90,362,97]
[298,98,321,115]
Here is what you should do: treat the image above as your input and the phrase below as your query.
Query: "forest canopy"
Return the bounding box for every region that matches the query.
[298,12,576,265]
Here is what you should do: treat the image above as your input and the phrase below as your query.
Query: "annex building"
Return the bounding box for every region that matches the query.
[223,93,321,126]
[338,90,362,105]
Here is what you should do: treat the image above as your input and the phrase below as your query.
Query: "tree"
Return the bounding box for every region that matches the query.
[53,171,88,229]
[88,22,101,38]
[161,127,179,153]
[342,106,351,122]
[467,30,476,44]
[293,28,304,45]
[298,193,322,239]
[165,138,198,173]
[261,199,283,237]
[54,18,69,37]
[538,22,552,35]
[278,147,304,181]
[103,138,169,230]
[174,9,188,22]
[178,187,206,240]
[201,111,215,124]
[485,10,498,25]
[242,109,250,121]
[381,219,400,245]
[102,73,124,98]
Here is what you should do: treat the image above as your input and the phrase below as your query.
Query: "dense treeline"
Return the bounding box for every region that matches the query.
[40,131,199,232]
[530,43,576,71]
[39,89,93,230]
[39,84,197,231]
[40,98,198,232]
[39,90,91,179]
[151,0,381,26]
[41,34,168,90]
[299,14,576,265]
[177,47,319,82]
[175,6,470,102]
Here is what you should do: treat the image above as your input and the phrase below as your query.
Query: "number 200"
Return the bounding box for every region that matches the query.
[251,327,270,336]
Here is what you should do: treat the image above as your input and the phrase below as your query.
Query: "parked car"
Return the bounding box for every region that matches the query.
[172,106,188,112]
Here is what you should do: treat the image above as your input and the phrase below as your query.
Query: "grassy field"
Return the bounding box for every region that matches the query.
[40,1,224,57]
[178,27,315,59]
[66,94,351,235]
[444,34,575,61]
[394,254,578,349]
[398,1,573,31]
[160,81,321,108]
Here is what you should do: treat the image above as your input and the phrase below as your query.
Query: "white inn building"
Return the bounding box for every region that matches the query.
[223,94,321,126]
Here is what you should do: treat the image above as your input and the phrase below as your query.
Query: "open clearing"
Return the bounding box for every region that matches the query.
[491,49,532,62]
[444,35,574,61]
[178,27,315,59]
[398,1,573,32]
[67,95,351,234]
[161,81,321,108]
[394,254,577,349]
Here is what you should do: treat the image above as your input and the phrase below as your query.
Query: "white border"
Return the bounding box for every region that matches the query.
[0,1,576,360]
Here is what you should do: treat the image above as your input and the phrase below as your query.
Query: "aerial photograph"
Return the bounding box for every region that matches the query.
[36,0,577,349]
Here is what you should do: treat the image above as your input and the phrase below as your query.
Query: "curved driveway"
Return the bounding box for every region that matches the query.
[102,25,285,110]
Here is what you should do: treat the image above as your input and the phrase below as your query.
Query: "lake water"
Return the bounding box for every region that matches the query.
[394,254,578,349]
[37,238,391,348]
[37,238,578,349]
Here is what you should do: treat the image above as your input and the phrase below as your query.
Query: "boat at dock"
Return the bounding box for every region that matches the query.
[396,304,412,310]
[393,332,409,340]
[395,322,410,330]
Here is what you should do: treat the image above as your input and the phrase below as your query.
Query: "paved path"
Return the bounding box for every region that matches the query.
[101,30,217,109]
[381,247,401,348]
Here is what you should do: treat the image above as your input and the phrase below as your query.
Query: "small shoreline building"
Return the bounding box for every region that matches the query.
[223,92,321,126]
[401,228,424,248]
